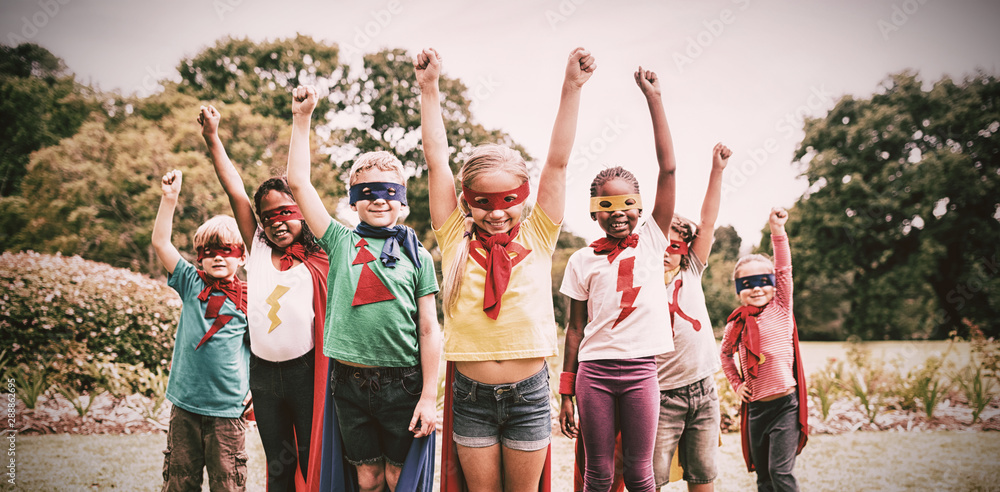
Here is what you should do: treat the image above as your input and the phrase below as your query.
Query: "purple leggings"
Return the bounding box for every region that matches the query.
[576,357,659,492]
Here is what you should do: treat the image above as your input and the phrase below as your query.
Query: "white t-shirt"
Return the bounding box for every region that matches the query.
[560,219,674,362]
[245,233,315,362]
[655,253,721,390]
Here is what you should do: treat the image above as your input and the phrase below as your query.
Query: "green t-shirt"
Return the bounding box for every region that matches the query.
[165,259,250,418]
[317,219,439,367]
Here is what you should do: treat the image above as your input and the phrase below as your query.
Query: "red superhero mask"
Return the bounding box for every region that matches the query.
[260,205,305,227]
[461,182,530,210]
[667,239,689,256]
[196,244,245,261]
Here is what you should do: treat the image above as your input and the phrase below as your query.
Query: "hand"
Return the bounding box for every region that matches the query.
[737,384,752,402]
[292,85,318,117]
[241,394,254,419]
[559,396,578,439]
[161,170,182,198]
[770,207,788,229]
[197,105,221,138]
[712,143,732,170]
[564,47,596,89]
[414,48,441,89]
[634,66,661,98]
[408,396,437,438]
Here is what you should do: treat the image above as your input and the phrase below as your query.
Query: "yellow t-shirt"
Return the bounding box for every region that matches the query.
[434,206,561,361]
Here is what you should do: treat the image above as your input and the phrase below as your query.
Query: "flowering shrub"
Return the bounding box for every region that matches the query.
[0,251,181,385]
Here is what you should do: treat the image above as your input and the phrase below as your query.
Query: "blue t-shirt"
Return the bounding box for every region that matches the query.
[165,259,250,418]
[317,219,439,367]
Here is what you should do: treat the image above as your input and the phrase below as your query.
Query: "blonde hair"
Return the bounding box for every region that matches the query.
[670,214,698,270]
[442,144,529,318]
[193,215,244,252]
[348,151,405,186]
[733,254,773,280]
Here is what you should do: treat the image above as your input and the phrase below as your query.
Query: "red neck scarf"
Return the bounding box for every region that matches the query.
[194,272,247,350]
[474,224,521,320]
[279,243,308,271]
[723,305,764,378]
[195,272,247,314]
[590,234,638,263]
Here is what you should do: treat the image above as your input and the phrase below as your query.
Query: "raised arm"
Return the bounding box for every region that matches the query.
[691,143,731,263]
[151,170,183,274]
[769,207,793,309]
[536,47,595,223]
[635,67,676,238]
[198,105,258,249]
[415,48,458,229]
[285,85,332,238]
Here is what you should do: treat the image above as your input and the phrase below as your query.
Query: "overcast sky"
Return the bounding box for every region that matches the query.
[3,0,998,245]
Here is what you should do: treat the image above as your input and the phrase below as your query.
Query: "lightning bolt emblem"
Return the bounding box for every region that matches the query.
[613,257,641,328]
[265,285,290,333]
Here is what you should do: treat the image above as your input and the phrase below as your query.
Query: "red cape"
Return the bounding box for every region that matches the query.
[440,362,552,491]
[572,432,625,492]
[737,318,809,472]
[281,250,330,492]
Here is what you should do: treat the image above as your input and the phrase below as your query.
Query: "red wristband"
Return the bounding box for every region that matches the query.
[559,372,577,396]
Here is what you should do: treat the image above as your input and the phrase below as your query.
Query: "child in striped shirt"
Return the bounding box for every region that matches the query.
[720,207,808,492]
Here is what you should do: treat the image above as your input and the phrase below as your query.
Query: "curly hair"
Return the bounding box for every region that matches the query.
[252,176,322,254]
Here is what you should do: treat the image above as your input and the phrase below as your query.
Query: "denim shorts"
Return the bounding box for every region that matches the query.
[330,360,423,467]
[451,365,552,451]
[653,375,720,486]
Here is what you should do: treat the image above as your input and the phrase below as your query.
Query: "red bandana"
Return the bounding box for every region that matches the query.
[666,239,689,256]
[590,234,639,263]
[462,181,530,210]
[260,205,305,227]
[722,305,765,378]
[473,224,521,320]
[279,243,308,271]
[196,244,244,262]
[194,272,247,350]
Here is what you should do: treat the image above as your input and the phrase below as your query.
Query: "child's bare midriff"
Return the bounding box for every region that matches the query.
[456,357,546,384]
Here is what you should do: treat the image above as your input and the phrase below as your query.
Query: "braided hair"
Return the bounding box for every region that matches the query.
[589,166,640,197]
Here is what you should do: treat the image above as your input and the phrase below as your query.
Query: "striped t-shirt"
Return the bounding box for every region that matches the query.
[720,233,796,401]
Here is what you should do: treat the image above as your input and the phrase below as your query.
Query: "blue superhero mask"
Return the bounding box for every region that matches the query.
[735,273,775,294]
[349,182,408,206]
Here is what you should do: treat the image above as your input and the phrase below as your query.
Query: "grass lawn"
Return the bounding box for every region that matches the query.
[8,430,1000,491]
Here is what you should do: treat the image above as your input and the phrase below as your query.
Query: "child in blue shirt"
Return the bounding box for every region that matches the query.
[151,169,252,491]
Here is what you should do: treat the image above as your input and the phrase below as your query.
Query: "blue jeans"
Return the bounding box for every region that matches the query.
[451,365,551,451]
[330,360,423,466]
[748,392,800,492]
[249,350,314,492]
[653,375,720,487]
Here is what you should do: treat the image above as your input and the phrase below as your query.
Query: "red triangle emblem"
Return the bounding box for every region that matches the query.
[352,263,396,306]
[352,242,378,265]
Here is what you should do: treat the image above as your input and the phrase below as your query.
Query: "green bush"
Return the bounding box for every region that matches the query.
[0,251,180,385]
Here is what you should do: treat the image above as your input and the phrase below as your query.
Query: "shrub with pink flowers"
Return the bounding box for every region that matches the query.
[0,251,180,384]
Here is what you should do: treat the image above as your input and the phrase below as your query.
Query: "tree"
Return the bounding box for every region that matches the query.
[701,225,743,335]
[0,43,98,196]
[175,34,341,123]
[175,38,530,242]
[4,91,341,276]
[789,71,1000,339]
[2,36,538,279]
